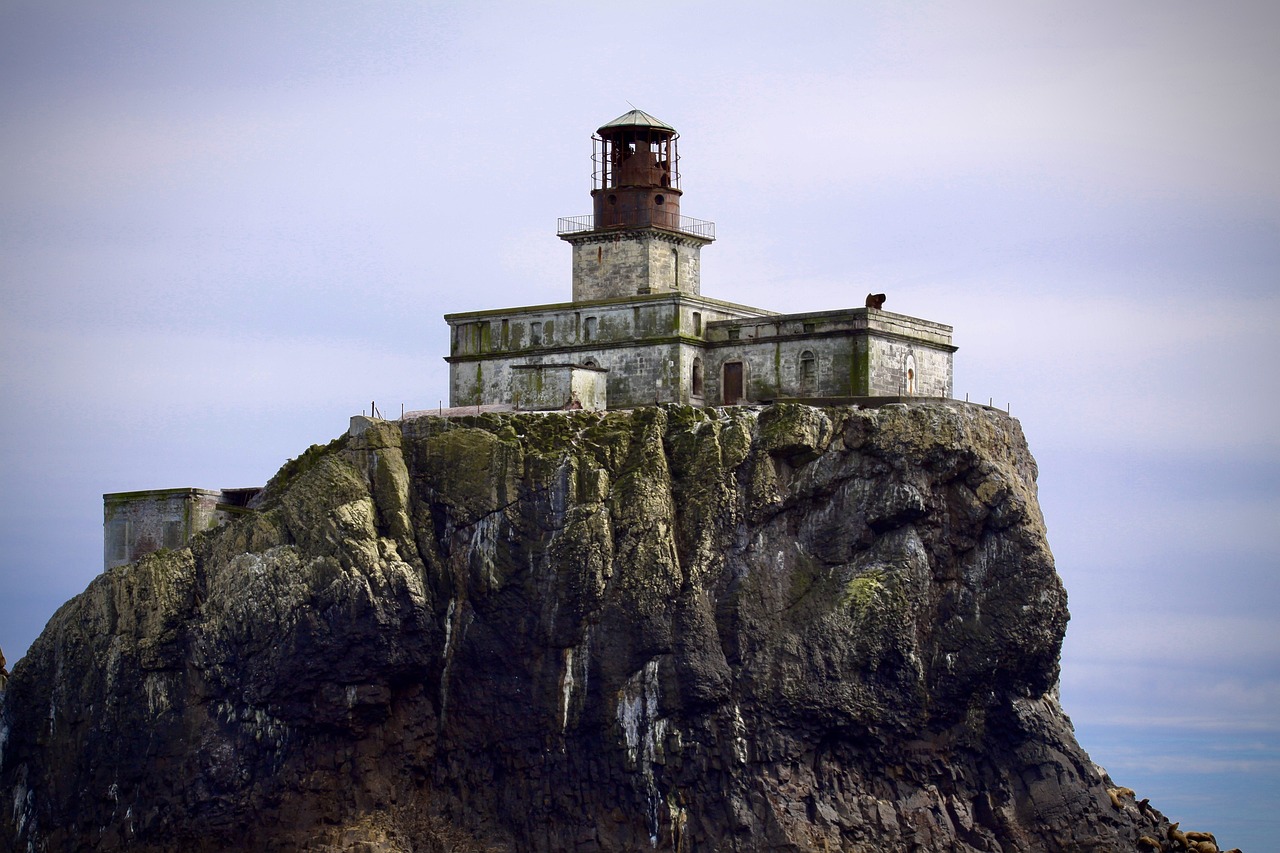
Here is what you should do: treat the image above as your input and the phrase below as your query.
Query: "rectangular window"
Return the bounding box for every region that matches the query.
[531,321,543,346]
[163,520,184,549]
[107,520,128,563]
[728,327,740,341]
[692,311,702,335]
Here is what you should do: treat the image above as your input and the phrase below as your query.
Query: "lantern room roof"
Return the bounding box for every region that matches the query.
[598,109,675,134]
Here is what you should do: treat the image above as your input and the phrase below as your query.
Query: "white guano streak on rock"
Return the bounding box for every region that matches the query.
[731,703,749,764]
[617,658,666,846]
[12,780,30,839]
[439,599,457,720]
[143,673,171,717]
[442,599,456,653]
[560,648,574,733]
[470,515,500,590]
[559,633,592,735]
[439,598,473,724]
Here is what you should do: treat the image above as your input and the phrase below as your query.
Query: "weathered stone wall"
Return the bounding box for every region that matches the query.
[566,229,706,300]
[2,404,1181,852]
[447,295,764,359]
[866,336,954,398]
[510,364,607,411]
[701,337,855,404]
[701,308,956,404]
[102,489,224,570]
[453,342,685,408]
[448,302,954,409]
[447,295,770,408]
[569,367,607,410]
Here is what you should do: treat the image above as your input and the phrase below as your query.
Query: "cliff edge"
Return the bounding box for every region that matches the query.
[1,403,1175,851]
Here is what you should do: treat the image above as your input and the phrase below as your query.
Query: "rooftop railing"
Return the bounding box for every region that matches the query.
[557,213,716,240]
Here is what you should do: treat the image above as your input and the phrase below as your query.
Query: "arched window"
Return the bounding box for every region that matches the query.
[904,353,917,395]
[584,316,597,342]
[800,350,816,393]
[691,357,704,398]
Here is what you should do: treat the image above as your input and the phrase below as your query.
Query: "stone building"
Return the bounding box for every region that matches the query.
[102,487,258,571]
[444,110,956,410]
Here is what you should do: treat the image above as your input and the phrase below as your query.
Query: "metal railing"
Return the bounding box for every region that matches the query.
[557,213,716,240]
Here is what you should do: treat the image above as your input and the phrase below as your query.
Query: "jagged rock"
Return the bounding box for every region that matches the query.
[0,403,1178,851]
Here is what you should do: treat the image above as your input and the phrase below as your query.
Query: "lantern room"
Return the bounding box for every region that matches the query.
[591,109,682,230]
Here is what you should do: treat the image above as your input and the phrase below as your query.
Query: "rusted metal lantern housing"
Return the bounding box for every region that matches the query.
[591,109,682,230]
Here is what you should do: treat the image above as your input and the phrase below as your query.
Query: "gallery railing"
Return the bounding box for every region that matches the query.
[556,213,716,240]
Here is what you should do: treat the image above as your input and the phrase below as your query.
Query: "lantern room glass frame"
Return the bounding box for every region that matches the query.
[592,128,681,192]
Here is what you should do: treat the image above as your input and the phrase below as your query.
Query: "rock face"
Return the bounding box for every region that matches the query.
[1,403,1172,851]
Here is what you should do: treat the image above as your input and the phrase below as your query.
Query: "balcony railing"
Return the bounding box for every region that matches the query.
[557,213,716,240]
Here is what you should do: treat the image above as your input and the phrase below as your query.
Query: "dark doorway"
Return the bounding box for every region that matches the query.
[723,361,744,405]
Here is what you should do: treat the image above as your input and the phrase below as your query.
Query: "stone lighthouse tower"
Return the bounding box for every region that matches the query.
[559,109,715,301]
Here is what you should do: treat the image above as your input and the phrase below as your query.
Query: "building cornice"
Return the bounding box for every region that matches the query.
[445,292,773,323]
[704,327,959,353]
[706,307,954,335]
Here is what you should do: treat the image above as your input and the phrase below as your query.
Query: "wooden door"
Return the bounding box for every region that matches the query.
[723,362,743,405]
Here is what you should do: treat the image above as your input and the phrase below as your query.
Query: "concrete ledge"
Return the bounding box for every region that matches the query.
[445,291,772,322]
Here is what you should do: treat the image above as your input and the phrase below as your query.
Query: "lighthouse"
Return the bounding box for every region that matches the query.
[559,110,715,301]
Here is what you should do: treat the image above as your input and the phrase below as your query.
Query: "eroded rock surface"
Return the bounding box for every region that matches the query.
[1,403,1175,851]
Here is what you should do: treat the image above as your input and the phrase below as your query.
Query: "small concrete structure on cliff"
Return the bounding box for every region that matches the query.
[444,110,956,411]
[102,487,258,571]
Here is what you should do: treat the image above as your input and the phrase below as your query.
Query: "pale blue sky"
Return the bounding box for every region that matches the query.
[2,2,1277,848]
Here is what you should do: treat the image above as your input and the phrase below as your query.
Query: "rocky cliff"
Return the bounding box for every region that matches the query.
[0,403,1183,851]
